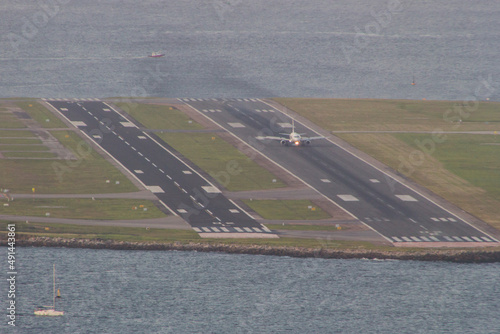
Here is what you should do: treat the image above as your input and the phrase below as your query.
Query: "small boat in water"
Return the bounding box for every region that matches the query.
[34,264,64,316]
[148,51,165,58]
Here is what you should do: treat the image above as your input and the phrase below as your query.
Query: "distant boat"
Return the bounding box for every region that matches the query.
[148,51,165,58]
[34,264,64,316]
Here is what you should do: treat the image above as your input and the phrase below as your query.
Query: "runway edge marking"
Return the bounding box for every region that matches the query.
[178,98,390,243]
[44,100,178,217]
[257,99,500,243]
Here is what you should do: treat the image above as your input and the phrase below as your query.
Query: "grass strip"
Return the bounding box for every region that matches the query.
[2,152,57,158]
[0,138,42,145]
[0,131,137,194]
[0,113,25,128]
[265,224,344,231]
[242,200,331,220]
[0,130,36,137]
[156,132,286,191]
[274,98,500,132]
[0,198,166,220]
[16,101,67,128]
[116,102,203,130]
[0,145,50,152]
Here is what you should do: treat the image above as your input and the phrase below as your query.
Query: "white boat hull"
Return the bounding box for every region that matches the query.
[34,309,64,316]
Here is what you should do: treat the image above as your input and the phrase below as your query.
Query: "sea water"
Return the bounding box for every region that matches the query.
[3,247,499,333]
[1,0,499,100]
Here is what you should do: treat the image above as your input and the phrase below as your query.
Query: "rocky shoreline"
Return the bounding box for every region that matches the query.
[5,237,500,263]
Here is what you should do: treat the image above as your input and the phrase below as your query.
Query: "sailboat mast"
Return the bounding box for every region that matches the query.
[53,264,56,309]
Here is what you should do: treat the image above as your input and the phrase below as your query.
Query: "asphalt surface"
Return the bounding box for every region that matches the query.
[44,99,277,238]
[179,98,500,245]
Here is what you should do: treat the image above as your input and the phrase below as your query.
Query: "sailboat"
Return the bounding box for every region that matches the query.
[34,264,64,316]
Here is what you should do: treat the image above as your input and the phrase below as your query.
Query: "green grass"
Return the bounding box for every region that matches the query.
[156,132,286,191]
[242,200,331,220]
[0,130,36,137]
[16,101,67,128]
[274,98,500,132]
[0,131,137,194]
[0,138,42,145]
[116,102,203,130]
[265,224,343,231]
[0,221,198,243]
[394,133,500,198]
[0,198,165,220]
[0,144,50,152]
[0,113,25,128]
[2,152,57,158]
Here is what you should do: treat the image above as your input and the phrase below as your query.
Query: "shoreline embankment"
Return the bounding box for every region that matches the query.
[5,237,500,263]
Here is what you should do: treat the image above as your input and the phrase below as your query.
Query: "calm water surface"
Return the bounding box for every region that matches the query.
[2,247,499,333]
[1,0,499,100]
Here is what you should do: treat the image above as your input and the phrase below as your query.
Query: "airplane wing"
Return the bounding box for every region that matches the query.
[256,136,286,141]
[302,136,324,141]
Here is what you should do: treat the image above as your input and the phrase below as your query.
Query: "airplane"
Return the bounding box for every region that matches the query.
[256,119,324,146]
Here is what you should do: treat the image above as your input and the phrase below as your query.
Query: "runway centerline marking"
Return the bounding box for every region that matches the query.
[120,121,137,128]
[146,186,164,193]
[202,186,221,193]
[395,195,418,202]
[228,122,245,128]
[70,121,86,127]
[337,194,359,202]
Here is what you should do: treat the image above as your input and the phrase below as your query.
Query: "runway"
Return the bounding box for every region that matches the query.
[44,99,277,238]
[178,98,500,245]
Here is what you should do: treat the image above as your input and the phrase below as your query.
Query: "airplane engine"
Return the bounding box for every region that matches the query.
[280,140,288,146]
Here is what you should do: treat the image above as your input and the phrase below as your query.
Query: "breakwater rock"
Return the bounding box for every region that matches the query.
[6,237,500,263]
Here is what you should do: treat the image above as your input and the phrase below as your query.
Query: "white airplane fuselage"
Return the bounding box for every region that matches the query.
[281,132,310,146]
[258,119,323,146]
